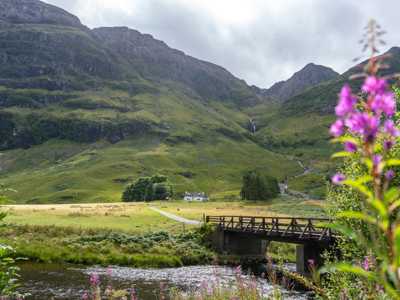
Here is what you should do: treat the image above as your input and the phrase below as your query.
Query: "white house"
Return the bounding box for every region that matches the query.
[183,192,209,202]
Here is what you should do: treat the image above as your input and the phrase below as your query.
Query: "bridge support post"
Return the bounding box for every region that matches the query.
[210,228,268,258]
[296,242,329,274]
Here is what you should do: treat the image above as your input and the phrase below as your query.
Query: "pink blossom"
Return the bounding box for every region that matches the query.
[385,170,395,181]
[130,288,137,300]
[345,112,379,141]
[89,273,100,286]
[362,76,387,95]
[373,155,382,167]
[335,85,356,117]
[370,92,396,116]
[308,259,315,267]
[384,120,400,137]
[362,256,370,271]
[384,140,394,150]
[332,173,346,185]
[344,141,357,152]
[330,119,344,137]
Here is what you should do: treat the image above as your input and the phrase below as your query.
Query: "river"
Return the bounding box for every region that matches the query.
[17,263,309,299]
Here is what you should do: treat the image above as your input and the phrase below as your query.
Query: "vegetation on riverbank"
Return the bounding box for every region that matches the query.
[0,225,215,268]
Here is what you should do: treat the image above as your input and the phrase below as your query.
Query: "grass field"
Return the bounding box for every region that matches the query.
[152,196,326,220]
[1,197,327,232]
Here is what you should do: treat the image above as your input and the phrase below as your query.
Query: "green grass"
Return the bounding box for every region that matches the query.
[0,135,301,203]
[151,197,327,219]
[0,225,214,267]
[2,203,190,233]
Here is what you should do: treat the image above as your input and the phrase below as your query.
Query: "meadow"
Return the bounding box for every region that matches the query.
[0,197,325,267]
[2,196,326,232]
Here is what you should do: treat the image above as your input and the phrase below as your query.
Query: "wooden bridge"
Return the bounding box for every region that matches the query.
[206,215,336,274]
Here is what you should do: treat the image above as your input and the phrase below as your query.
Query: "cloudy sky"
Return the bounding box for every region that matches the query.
[44,0,400,88]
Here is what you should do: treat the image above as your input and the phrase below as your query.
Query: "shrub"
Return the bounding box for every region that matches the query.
[122,175,173,202]
[240,170,279,201]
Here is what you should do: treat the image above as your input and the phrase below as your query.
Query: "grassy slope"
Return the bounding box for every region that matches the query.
[2,71,322,204]
[1,136,301,203]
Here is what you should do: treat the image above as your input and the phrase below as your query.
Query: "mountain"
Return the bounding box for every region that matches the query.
[0,0,85,28]
[284,47,400,116]
[0,0,301,203]
[263,63,339,101]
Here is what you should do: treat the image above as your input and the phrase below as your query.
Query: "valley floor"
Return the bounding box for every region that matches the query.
[0,196,326,268]
[2,196,326,232]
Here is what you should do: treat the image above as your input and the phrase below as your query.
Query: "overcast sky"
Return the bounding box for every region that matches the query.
[44,0,400,88]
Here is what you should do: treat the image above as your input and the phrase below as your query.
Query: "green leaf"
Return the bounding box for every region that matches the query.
[394,225,400,267]
[331,151,353,159]
[331,136,359,144]
[337,211,384,230]
[342,179,373,198]
[320,263,376,280]
[368,198,388,220]
[323,222,357,239]
[384,187,400,204]
[386,159,400,167]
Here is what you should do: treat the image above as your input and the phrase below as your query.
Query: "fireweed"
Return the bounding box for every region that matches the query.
[323,20,400,299]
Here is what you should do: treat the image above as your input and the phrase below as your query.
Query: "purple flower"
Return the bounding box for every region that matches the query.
[384,120,400,137]
[344,141,357,152]
[384,140,395,150]
[385,170,395,181]
[362,76,387,95]
[130,288,137,300]
[370,92,396,116]
[335,85,356,117]
[330,119,344,137]
[89,273,100,286]
[345,112,379,142]
[373,155,382,166]
[362,256,370,271]
[82,292,89,300]
[332,173,346,185]
[308,259,315,267]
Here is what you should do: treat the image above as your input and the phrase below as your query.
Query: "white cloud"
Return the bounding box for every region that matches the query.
[44,0,400,88]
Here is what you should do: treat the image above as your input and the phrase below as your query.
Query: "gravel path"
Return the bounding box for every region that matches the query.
[149,207,202,225]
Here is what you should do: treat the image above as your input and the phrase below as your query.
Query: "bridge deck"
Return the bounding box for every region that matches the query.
[206,215,335,243]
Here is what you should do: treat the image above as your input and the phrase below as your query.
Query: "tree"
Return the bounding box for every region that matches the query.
[122,175,173,202]
[240,171,279,201]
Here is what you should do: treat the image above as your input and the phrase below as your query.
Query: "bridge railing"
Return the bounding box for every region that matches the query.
[205,215,335,241]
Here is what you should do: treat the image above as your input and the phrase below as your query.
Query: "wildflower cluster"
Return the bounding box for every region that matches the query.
[330,76,398,185]
[325,20,400,299]
[82,269,137,300]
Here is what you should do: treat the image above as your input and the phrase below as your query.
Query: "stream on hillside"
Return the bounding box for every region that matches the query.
[16,263,310,299]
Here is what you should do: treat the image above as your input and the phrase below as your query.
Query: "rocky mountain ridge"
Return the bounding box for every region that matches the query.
[263,63,339,101]
[0,0,85,28]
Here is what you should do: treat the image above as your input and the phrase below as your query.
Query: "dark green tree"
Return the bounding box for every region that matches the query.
[240,171,279,200]
[122,175,173,202]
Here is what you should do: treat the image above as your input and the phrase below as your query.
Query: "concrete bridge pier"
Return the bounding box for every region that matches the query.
[296,242,330,274]
[211,228,268,258]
